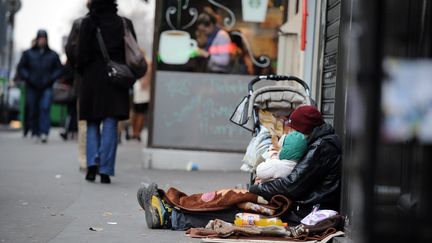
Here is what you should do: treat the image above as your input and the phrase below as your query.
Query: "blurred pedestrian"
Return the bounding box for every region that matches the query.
[131,52,151,141]
[195,9,231,73]
[65,2,90,172]
[73,0,138,184]
[17,30,63,143]
[59,61,78,141]
[228,30,254,75]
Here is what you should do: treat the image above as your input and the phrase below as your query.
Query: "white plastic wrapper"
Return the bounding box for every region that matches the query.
[300,209,338,226]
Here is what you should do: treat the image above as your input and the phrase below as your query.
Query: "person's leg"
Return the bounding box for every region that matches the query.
[117,120,123,144]
[171,207,241,230]
[98,117,118,182]
[60,114,70,140]
[26,88,39,137]
[131,107,139,138]
[135,113,145,141]
[137,183,241,230]
[38,88,53,142]
[69,102,78,136]
[78,120,87,171]
[23,87,30,137]
[133,103,146,141]
[60,102,72,140]
[86,120,101,181]
[137,183,173,229]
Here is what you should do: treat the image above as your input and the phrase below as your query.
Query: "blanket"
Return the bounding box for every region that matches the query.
[162,188,292,216]
[186,215,344,241]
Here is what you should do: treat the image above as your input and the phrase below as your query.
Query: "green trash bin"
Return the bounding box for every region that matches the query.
[50,103,67,126]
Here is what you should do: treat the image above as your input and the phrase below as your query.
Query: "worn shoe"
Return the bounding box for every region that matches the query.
[59,132,68,141]
[85,166,97,182]
[137,183,172,229]
[137,185,148,211]
[40,134,48,143]
[100,174,111,184]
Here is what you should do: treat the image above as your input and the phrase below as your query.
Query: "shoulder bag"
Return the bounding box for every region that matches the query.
[121,18,147,78]
[95,27,136,90]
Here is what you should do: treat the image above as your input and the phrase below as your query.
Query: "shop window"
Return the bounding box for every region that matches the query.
[155,0,287,75]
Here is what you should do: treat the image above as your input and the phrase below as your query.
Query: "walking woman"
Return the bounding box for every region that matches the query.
[75,0,137,183]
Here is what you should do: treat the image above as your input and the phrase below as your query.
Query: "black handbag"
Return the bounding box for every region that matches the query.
[96,27,136,90]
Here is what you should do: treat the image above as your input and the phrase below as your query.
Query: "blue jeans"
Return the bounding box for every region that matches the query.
[26,88,53,136]
[86,117,118,176]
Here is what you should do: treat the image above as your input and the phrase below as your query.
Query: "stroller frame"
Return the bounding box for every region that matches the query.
[230,75,314,187]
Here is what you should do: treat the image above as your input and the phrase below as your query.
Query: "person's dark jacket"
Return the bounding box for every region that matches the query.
[66,16,86,69]
[71,5,136,121]
[17,46,63,91]
[249,123,342,211]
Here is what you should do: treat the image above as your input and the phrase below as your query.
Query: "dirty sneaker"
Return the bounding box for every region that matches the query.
[137,183,172,229]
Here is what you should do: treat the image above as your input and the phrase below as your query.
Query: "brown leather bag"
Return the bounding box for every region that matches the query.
[122,18,147,79]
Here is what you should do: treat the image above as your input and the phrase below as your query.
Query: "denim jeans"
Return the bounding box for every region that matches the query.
[86,117,118,176]
[26,88,53,136]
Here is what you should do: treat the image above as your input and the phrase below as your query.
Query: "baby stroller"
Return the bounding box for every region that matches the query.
[230,75,314,186]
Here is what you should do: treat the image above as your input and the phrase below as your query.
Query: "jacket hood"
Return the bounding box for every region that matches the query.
[308,123,341,150]
[90,0,118,15]
[36,29,48,39]
[33,29,50,50]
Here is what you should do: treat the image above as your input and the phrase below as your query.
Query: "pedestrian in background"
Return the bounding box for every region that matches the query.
[17,30,63,143]
[195,8,231,73]
[73,0,137,184]
[65,2,90,172]
[59,60,78,141]
[130,51,151,142]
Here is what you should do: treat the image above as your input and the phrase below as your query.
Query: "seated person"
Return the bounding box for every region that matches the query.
[255,130,308,184]
[137,105,341,229]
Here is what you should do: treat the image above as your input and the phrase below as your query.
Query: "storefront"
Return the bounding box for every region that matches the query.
[145,0,291,170]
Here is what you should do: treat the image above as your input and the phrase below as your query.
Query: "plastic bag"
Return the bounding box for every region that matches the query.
[7,86,21,111]
[300,209,338,226]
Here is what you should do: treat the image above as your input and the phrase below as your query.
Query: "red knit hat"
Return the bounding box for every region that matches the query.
[287,106,324,135]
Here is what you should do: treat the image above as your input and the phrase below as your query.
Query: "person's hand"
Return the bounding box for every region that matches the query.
[267,149,279,159]
[196,48,210,58]
[254,178,263,185]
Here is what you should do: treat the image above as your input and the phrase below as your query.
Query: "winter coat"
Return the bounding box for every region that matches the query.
[72,11,136,121]
[249,123,342,211]
[17,47,63,91]
[66,16,86,68]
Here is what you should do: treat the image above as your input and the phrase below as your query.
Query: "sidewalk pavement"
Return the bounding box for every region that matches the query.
[0,129,250,243]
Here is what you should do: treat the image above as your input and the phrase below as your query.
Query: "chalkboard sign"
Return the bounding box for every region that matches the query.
[150,71,255,152]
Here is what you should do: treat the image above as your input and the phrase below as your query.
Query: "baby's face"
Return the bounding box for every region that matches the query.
[284,125,295,134]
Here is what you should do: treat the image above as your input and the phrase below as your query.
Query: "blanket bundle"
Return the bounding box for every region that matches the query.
[162,187,292,216]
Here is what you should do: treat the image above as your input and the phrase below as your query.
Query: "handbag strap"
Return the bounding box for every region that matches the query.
[121,17,131,34]
[95,27,111,63]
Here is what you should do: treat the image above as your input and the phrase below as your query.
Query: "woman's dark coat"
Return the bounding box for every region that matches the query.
[73,5,136,121]
[249,123,342,211]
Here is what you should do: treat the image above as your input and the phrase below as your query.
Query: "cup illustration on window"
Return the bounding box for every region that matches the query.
[242,0,269,23]
[159,30,198,65]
